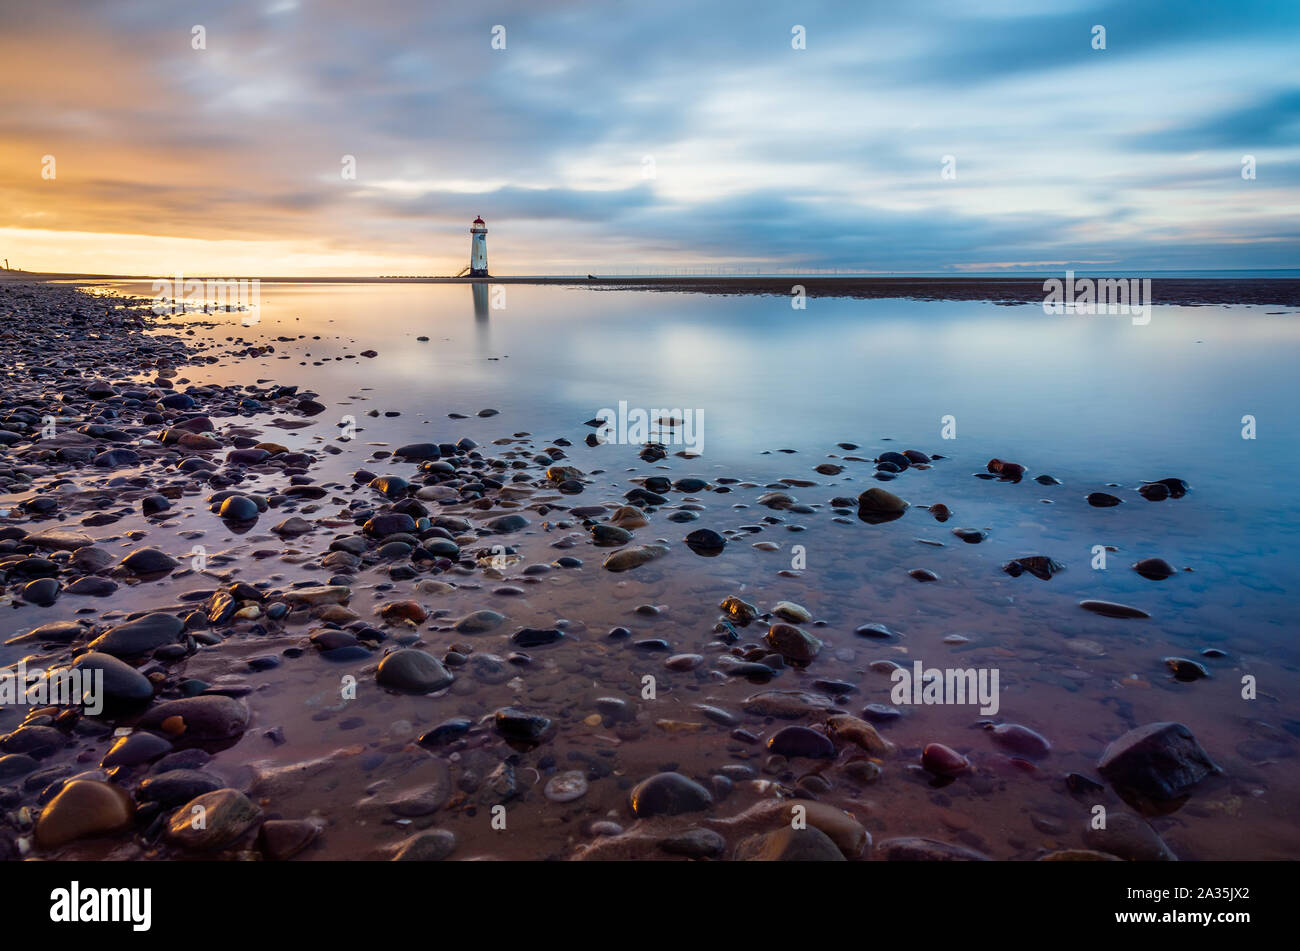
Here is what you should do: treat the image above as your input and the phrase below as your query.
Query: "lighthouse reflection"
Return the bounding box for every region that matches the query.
[471,282,491,354]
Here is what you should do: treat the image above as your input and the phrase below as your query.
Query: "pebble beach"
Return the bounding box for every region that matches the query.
[2,278,1298,862]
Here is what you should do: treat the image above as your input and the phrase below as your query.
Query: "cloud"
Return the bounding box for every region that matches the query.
[0,0,1297,274]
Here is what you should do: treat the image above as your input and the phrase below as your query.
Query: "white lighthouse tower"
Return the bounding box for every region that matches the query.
[469,216,488,277]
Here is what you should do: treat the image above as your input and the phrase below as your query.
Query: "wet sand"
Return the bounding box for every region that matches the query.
[1,280,1296,862]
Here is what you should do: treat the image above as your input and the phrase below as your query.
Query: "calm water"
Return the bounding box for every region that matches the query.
[118,280,1300,593]
[18,280,1300,859]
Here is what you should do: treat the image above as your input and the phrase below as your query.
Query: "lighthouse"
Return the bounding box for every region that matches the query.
[469,216,488,277]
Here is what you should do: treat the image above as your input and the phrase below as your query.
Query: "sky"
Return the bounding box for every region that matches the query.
[0,0,1297,276]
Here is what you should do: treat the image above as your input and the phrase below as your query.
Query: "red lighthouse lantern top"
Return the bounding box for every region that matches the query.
[471,216,487,232]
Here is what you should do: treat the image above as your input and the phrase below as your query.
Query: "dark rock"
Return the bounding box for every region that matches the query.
[628,771,713,818]
[70,652,154,704]
[767,726,835,758]
[734,826,844,861]
[138,695,250,741]
[89,613,185,657]
[120,547,178,574]
[877,837,990,861]
[375,650,454,693]
[1097,722,1221,814]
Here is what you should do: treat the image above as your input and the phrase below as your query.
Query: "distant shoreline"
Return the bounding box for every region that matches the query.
[2,270,1297,306]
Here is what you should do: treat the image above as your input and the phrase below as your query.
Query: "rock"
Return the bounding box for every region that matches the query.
[391,829,457,861]
[22,578,59,605]
[24,528,94,551]
[142,494,171,516]
[101,732,172,767]
[544,771,589,803]
[71,547,115,572]
[493,707,551,743]
[844,759,882,783]
[735,826,845,861]
[1138,482,1169,501]
[136,769,224,806]
[120,547,178,574]
[705,798,868,858]
[0,753,37,780]
[380,600,428,624]
[486,514,530,533]
[591,524,633,544]
[12,620,83,644]
[369,475,409,499]
[986,723,1052,759]
[742,689,837,719]
[453,610,505,634]
[260,818,322,860]
[273,517,313,536]
[876,837,990,861]
[986,458,1025,480]
[1038,850,1123,861]
[376,650,453,693]
[510,627,564,648]
[1079,599,1150,619]
[854,622,895,639]
[826,714,895,755]
[417,717,473,748]
[35,780,134,849]
[218,495,259,520]
[1087,492,1123,507]
[394,443,440,460]
[1,725,66,757]
[1083,811,1176,861]
[763,622,822,664]
[862,703,902,722]
[767,725,835,758]
[283,585,350,607]
[660,827,725,858]
[1097,722,1221,813]
[1134,558,1175,580]
[628,772,713,817]
[771,600,811,623]
[1164,657,1210,682]
[139,695,250,741]
[719,596,759,623]
[364,512,417,537]
[602,544,668,572]
[66,576,118,597]
[166,788,261,850]
[685,528,726,553]
[1002,556,1063,580]
[89,613,184,657]
[383,765,453,816]
[921,743,969,776]
[1147,477,1188,498]
[857,488,908,515]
